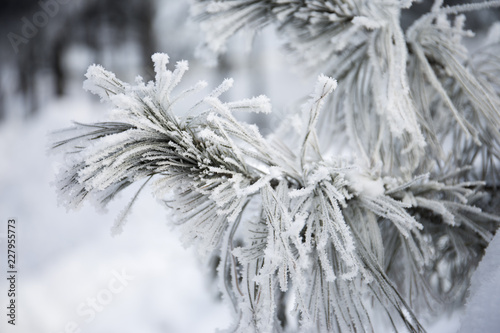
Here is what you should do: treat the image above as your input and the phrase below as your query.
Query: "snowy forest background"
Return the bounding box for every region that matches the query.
[0,0,500,332]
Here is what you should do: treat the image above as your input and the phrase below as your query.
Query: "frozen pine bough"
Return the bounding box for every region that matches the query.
[52,1,500,332]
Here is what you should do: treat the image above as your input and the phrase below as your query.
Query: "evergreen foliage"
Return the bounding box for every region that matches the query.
[53,1,500,332]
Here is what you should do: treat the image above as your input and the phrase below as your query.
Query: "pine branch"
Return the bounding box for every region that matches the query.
[52,51,500,332]
[193,1,500,184]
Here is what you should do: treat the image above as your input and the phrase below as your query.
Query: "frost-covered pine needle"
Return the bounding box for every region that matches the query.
[52,1,500,331]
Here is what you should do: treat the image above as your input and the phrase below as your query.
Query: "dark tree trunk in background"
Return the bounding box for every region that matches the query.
[137,0,156,81]
[53,35,66,97]
[18,43,37,117]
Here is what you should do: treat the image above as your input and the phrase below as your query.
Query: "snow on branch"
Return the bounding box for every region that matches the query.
[52,51,500,332]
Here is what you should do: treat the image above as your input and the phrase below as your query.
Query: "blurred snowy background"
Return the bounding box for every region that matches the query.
[0,0,499,332]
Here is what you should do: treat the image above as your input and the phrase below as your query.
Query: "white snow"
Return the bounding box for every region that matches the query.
[346,170,386,197]
[457,229,500,333]
[352,16,383,30]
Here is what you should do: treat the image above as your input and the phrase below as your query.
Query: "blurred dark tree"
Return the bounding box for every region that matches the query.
[0,0,156,119]
[0,0,40,118]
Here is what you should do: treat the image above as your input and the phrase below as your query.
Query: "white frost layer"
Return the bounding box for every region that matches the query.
[458,229,500,333]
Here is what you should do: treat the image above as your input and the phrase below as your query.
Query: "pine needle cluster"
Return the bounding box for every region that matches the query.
[53,1,500,332]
